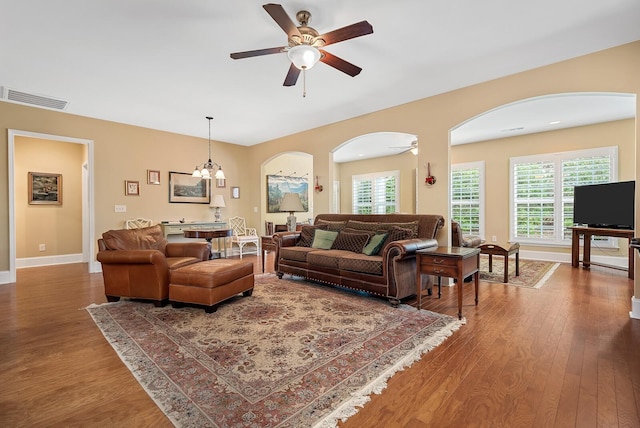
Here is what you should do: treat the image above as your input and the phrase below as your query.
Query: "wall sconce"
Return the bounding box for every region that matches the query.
[425,163,436,186]
[314,175,323,192]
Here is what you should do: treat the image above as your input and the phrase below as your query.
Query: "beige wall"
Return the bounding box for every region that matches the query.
[338,151,418,213]
[0,41,638,284]
[15,137,85,258]
[452,119,635,257]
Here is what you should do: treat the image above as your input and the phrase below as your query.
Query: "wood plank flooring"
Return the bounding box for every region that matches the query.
[1,254,639,427]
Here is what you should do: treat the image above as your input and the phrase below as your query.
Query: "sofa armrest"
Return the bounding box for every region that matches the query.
[165,242,211,260]
[97,249,167,265]
[384,238,439,259]
[383,238,439,301]
[273,231,301,248]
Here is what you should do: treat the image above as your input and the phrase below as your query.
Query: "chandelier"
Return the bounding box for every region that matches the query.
[192,116,225,180]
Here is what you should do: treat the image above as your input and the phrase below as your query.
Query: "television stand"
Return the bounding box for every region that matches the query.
[570,226,634,279]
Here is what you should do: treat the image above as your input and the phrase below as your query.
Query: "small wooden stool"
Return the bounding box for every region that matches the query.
[478,242,520,283]
[169,259,254,312]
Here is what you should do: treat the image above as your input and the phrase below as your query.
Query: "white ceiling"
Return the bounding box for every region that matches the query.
[1,1,640,151]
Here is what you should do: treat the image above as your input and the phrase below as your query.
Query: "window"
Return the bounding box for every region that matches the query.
[352,170,399,214]
[510,146,617,245]
[451,161,485,238]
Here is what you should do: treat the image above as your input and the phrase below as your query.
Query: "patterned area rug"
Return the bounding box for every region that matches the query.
[479,255,560,288]
[87,274,463,427]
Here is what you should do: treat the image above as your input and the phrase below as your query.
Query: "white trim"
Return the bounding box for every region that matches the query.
[16,254,83,268]
[630,297,640,320]
[5,129,96,285]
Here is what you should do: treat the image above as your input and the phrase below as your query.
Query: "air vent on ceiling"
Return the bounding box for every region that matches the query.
[0,86,69,110]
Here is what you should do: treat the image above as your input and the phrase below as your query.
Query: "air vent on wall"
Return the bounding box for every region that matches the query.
[0,86,69,110]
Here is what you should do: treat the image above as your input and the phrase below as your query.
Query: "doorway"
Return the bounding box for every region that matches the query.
[5,129,95,284]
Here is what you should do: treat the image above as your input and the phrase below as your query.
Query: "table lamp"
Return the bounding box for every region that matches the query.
[279,193,304,231]
[210,194,226,222]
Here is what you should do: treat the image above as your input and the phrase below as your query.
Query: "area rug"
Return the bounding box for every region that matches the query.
[86,274,463,427]
[479,255,560,288]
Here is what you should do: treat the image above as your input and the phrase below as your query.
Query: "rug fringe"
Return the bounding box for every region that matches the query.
[313,317,465,428]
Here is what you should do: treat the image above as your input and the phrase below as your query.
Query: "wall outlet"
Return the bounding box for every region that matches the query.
[114,205,126,213]
[39,243,46,251]
[492,236,497,242]
[253,206,258,213]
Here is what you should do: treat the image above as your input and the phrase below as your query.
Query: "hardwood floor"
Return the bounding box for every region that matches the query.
[1,254,639,427]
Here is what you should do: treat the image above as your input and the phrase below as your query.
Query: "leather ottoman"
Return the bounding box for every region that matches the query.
[169,259,254,313]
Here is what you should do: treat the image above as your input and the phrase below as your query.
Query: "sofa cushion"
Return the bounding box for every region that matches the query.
[362,233,388,256]
[345,220,419,238]
[311,229,339,249]
[298,224,328,247]
[331,231,370,253]
[315,219,347,231]
[338,253,383,275]
[377,226,414,255]
[279,246,317,262]
[307,250,353,269]
[102,225,167,253]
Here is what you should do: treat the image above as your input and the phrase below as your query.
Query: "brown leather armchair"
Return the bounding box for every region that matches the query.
[97,225,210,306]
[451,220,485,247]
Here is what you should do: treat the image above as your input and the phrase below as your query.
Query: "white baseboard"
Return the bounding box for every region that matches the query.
[16,253,83,269]
[630,297,640,320]
[519,250,628,269]
[0,270,14,285]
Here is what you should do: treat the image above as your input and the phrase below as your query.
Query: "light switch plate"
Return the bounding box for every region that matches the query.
[115,205,126,213]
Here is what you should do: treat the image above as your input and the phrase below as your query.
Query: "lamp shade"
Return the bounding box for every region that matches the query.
[211,194,226,208]
[279,193,304,213]
[287,45,321,70]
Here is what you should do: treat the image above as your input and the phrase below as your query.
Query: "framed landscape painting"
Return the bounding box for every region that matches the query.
[28,172,62,205]
[168,171,211,204]
[267,174,308,213]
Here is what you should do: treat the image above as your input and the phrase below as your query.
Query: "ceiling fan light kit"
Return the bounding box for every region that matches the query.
[229,3,373,96]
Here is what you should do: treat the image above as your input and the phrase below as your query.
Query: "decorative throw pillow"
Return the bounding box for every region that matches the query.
[311,229,339,249]
[362,233,388,256]
[331,231,371,253]
[376,226,413,255]
[298,224,328,247]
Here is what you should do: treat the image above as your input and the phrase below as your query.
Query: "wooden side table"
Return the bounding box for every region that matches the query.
[261,235,277,273]
[416,246,480,319]
[478,242,520,283]
[183,229,232,259]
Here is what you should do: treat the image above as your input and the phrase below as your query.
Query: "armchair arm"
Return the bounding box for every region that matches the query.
[165,242,211,261]
[97,249,167,265]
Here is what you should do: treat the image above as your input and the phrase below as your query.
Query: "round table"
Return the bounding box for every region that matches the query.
[183,229,232,259]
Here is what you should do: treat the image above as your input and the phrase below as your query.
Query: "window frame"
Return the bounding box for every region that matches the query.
[509,146,618,246]
[450,161,485,240]
[352,170,400,214]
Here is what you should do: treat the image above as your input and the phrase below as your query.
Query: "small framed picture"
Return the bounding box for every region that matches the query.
[147,169,160,185]
[231,186,240,199]
[29,172,62,205]
[125,180,140,196]
[216,178,226,188]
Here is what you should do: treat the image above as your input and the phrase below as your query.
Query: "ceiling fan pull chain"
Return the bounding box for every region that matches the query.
[302,67,307,98]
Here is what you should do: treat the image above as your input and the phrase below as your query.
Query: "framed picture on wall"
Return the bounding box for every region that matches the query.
[147,169,160,185]
[125,180,140,196]
[231,186,240,199]
[169,171,211,204]
[28,172,62,205]
[266,174,308,213]
[216,178,226,188]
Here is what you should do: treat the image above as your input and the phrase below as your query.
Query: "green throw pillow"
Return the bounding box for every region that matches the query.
[311,229,339,249]
[362,233,388,256]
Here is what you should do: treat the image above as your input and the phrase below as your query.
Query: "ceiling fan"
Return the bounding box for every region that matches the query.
[229,3,373,90]
[389,140,419,155]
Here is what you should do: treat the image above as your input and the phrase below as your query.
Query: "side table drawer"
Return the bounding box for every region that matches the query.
[419,263,458,278]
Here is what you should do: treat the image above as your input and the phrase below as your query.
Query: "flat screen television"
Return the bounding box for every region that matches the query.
[573,180,635,230]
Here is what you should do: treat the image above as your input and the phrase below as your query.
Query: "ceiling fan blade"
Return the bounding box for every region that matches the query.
[230,46,286,59]
[283,63,300,86]
[317,20,373,46]
[263,3,302,38]
[319,50,362,77]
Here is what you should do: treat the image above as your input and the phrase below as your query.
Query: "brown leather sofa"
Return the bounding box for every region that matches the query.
[273,213,445,306]
[97,225,210,306]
